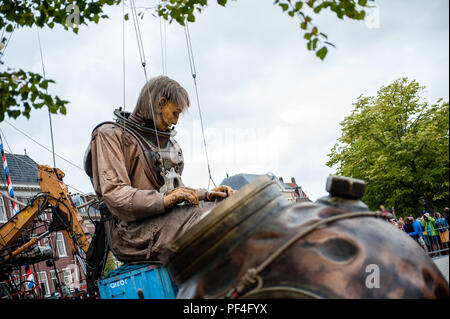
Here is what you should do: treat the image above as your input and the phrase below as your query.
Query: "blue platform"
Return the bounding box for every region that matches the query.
[97,264,178,299]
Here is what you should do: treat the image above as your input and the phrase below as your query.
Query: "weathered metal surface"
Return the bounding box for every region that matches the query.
[161,175,449,299]
[325,175,366,199]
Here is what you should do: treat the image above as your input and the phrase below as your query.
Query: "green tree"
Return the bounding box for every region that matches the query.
[155,0,374,60]
[327,78,449,217]
[0,0,121,122]
[1,0,374,122]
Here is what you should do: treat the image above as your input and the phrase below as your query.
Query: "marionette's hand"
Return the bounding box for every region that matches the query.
[163,187,199,208]
[206,185,236,201]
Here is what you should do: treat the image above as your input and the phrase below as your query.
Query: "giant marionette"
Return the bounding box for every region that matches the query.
[84,75,234,263]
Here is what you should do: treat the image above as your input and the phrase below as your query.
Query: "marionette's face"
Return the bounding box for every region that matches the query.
[155,99,182,131]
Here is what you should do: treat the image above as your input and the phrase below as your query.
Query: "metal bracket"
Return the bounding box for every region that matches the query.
[159,167,184,195]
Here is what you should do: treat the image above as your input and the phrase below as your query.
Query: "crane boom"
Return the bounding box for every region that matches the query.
[0,165,91,268]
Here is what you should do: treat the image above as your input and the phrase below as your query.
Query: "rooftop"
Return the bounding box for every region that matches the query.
[0,153,38,185]
[220,173,308,199]
[219,173,263,190]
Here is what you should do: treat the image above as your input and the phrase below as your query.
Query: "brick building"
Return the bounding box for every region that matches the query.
[0,153,97,298]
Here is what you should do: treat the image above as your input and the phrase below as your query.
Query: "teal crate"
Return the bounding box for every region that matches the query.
[97,264,178,299]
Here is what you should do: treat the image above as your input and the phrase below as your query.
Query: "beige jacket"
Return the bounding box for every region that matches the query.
[89,117,215,263]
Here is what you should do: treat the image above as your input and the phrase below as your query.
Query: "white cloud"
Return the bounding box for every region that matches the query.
[0,0,448,202]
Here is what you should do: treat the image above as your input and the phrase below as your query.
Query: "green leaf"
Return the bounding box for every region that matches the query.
[316,46,328,60]
[39,80,48,90]
[279,3,289,11]
[327,77,449,215]
[358,0,368,6]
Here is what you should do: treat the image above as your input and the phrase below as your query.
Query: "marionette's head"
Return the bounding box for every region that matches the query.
[133,75,190,131]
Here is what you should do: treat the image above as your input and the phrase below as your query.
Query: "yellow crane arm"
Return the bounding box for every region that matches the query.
[0,197,46,251]
[37,165,91,254]
[0,165,91,265]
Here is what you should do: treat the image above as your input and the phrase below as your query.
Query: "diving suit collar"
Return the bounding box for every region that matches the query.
[113,108,177,138]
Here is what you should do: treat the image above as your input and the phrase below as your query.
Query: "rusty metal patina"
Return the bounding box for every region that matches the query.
[160,175,449,299]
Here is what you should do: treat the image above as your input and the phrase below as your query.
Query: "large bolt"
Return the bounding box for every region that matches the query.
[326,175,366,199]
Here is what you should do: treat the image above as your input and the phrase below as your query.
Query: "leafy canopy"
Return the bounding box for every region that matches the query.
[327,78,449,217]
[1,0,374,122]
[0,0,120,122]
[155,0,374,60]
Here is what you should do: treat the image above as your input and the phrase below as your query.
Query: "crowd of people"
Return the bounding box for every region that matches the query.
[388,207,450,257]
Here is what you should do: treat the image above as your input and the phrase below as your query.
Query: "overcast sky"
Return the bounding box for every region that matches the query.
[0,0,448,201]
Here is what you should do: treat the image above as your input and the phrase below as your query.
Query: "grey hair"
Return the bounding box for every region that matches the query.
[134,75,190,120]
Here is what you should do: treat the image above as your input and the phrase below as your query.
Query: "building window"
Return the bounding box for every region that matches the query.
[7,200,13,214]
[37,271,50,297]
[56,232,67,257]
[62,268,74,292]
[39,211,48,222]
[50,270,60,293]
[0,197,7,222]
[41,237,49,247]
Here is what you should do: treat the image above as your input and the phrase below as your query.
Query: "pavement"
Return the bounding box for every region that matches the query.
[432,255,449,283]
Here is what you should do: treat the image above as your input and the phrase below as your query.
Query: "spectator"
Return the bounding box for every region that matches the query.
[389,218,398,227]
[435,212,449,255]
[380,205,389,217]
[409,217,428,253]
[403,217,415,239]
[421,213,441,257]
[397,217,404,230]
[444,207,450,227]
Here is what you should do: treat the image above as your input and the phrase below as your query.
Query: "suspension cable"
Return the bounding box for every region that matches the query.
[163,19,167,74]
[120,0,127,157]
[130,0,147,70]
[0,145,89,198]
[183,22,216,189]
[36,28,56,169]
[129,0,163,156]
[159,0,168,75]
[159,16,165,74]
[122,0,125,110]
[0,125,90,197]
[3,120,84,172]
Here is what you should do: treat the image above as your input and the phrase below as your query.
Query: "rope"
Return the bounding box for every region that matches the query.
[36,28,56,168]
[0,145,89,197]
[130,0,146,69]
[163,19,167,74]
[159,17,166,74]
[129,0,164,167]
[159,0,168,75]
[120,0,127,158]
[3,120,84,172]
[183,22,216,189]
[122,0,126,111]
[1,25,86,198]
[226,211,393,298]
